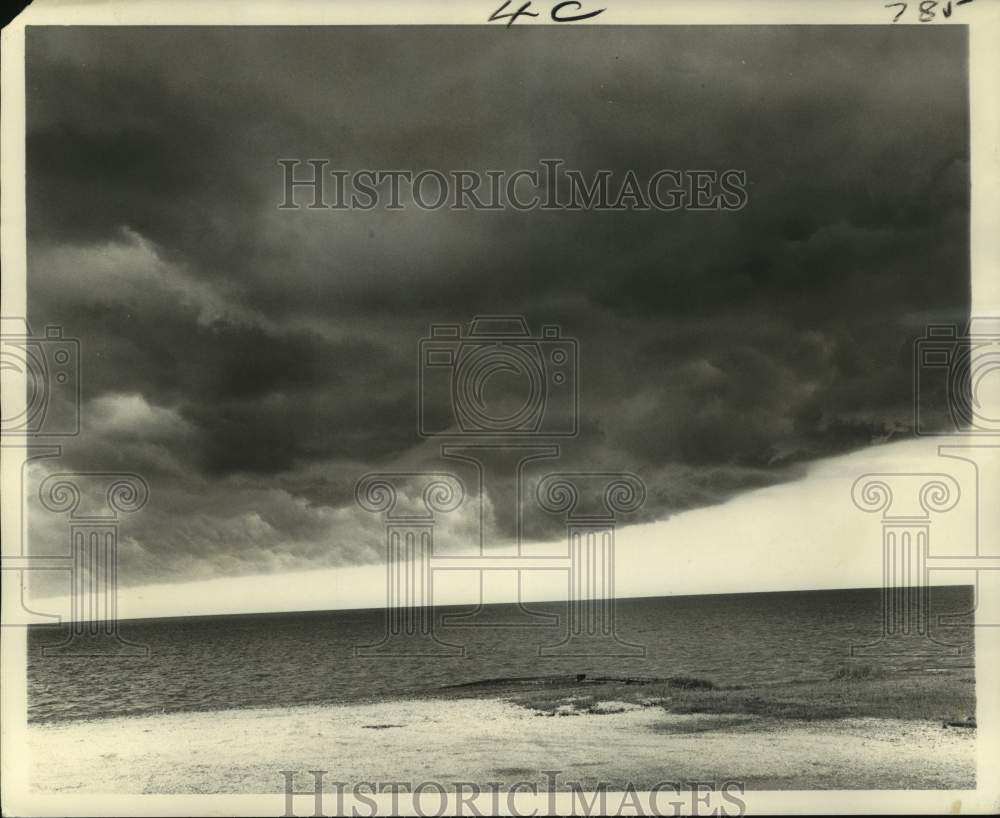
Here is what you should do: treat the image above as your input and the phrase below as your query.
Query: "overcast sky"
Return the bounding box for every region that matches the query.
[25,26,969,600]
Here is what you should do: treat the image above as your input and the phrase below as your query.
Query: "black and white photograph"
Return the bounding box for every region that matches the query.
[1,1,999,815]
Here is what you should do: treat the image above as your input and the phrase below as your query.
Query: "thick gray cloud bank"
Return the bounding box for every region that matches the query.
[25,26,969,589]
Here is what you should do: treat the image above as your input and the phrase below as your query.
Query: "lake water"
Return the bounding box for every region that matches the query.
[27,586,975,723]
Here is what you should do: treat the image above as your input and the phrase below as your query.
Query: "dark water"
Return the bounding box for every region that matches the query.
[27,586,974,723]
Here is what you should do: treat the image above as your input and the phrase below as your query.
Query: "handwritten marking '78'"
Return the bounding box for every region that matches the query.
[884,0,973,22]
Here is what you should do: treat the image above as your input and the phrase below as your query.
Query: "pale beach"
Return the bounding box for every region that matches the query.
[28,672,977,793]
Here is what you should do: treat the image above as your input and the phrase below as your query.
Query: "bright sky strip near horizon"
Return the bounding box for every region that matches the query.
[31,436,981,620]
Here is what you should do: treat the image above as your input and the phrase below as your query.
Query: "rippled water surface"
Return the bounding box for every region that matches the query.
[28,586,974,722]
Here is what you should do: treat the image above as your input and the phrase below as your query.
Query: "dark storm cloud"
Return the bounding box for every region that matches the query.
[24,26,969,587]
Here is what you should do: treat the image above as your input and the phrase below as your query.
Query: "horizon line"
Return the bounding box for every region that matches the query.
[22,583,973,627]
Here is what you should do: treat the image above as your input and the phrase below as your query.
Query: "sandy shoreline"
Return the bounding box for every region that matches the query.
[28,695,975,793]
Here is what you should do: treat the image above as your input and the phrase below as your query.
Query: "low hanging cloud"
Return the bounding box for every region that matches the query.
[23,25,969,592]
